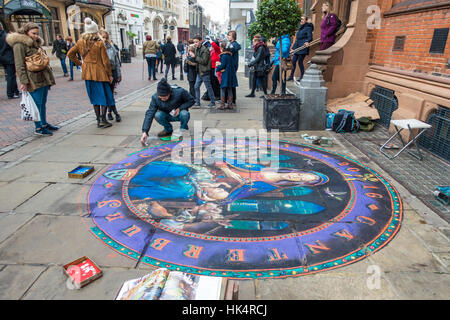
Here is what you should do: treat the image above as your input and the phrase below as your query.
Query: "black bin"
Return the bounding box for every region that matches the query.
[120,49,131,63]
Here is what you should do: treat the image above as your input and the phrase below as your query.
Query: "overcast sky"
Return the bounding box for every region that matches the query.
[197,0,229,24]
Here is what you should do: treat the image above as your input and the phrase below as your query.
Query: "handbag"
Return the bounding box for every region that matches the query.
[20,91,41,122]
[25,48,50,72]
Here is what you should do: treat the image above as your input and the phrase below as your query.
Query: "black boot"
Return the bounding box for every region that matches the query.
[94,106,102,128]
[99,106,112,128]
[110,106,121,122]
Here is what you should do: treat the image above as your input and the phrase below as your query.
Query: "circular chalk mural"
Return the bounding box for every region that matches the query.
[88,139,402,279]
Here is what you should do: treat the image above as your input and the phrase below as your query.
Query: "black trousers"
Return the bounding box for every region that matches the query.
[289,54,306,79]
[2,63,19,98]
[250,71,267,95]
[271,65,286,94]
[188,80,196,98]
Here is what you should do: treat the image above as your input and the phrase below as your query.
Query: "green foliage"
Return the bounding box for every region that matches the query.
[126,31,137,38]
[255,0,302,38]
[247,20,266,40]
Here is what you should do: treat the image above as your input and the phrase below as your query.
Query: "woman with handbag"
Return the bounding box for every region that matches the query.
[68,18,115,128]
[6,22,57,136]
[287,15,313,81]
[245,34,268,98]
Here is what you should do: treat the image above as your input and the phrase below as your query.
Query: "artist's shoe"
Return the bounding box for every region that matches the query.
[43,123,60,131]
[34,127,53,136]
[157,130,172,138]
[107,113,114,121]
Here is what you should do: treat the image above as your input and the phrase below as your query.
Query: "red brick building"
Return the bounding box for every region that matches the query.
[294,0,449,154]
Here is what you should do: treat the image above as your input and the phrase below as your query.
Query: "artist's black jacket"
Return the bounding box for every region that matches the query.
[142,86,195,134]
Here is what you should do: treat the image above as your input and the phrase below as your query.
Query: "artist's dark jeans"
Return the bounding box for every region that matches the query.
[155,110,190,133]
[290,54,306,79]
[2,63,19,98]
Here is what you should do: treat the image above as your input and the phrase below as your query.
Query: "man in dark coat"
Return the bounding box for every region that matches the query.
[0,23,19,99]
[162,36,177,80]
[287,16,313,81]
[52,34,69,77]
[140,79,195,142]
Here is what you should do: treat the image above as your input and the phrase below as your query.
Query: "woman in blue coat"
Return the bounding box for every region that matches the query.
[270,34,291,94]
[287,16,313,81]
[216,45,238,110]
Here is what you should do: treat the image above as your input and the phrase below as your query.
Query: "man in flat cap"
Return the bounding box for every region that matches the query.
[140,78,195,145]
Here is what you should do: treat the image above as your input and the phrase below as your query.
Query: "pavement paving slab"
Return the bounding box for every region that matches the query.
[0,264,47,300]
[0,215,136,268]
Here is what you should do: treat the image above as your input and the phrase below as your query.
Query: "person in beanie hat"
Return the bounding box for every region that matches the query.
[140,78,195,144]
[68,17,115,128]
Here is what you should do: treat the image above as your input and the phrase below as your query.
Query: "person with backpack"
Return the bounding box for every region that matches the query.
[287,15,313,81]
[101,30,122,122]
[143,34,160,81]
[177,40,185,80]
[270,34,291,95]
[68,18,115,128]
[320,1,341,50]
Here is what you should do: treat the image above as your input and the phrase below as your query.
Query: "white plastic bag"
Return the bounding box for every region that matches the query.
[20,91,40,122]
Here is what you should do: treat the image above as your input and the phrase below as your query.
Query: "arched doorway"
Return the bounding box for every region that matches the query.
[152,15,163,41]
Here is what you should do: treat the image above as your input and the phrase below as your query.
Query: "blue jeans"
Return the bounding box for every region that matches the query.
[69,60,75,79]
[155,110,190,133]
[146,57,156,79]
[195,73,215,105]
[29,86,49,129]
[60,58,68,75]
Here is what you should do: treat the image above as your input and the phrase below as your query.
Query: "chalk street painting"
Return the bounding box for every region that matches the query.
[88,139,402,279]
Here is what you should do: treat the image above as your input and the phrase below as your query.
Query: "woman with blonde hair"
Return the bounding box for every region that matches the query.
[6,22,57,136]
[68,18,114,128]
[320,1,339,50]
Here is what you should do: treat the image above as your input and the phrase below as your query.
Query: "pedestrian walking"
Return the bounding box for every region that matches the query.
[100,30,122,123]
[6,22,57,136]
[162,36,177,80]
[191,34,216,107]
[184,45,197,98]
[52,34,69,77]
[177,40,185,80]
[270,34,291,95]
[320,1,339,50]
[287,15,313,81]
[67,17,114,128]
[143,34,160,81]
[66,36,81,81]
[140,78,195,143]
[216,45,237,110]
[0,23,20,99]
[246,34,268,98]
[226,30,241,106]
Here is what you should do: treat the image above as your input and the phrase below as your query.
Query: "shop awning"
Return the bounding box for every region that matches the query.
[1,0,52,19]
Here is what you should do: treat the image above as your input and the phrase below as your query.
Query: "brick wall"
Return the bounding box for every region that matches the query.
[370,6,450,77]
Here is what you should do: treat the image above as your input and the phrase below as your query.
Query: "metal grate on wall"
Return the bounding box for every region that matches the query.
[430,28,449,54]
[369,86,399,128]
[418,107,450,162]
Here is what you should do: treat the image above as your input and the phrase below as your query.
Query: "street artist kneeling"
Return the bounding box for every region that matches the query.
[141,78,195,145]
